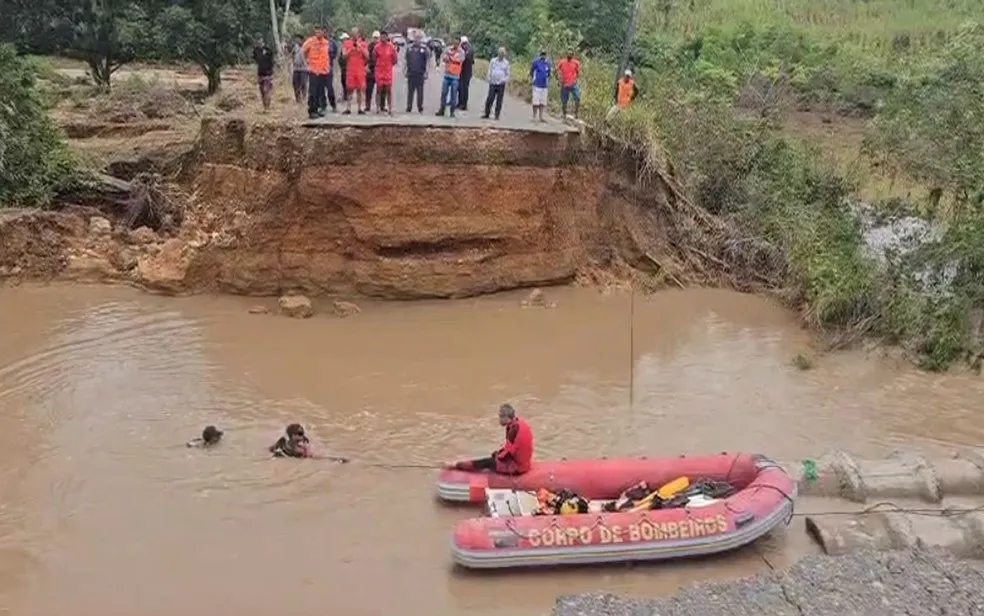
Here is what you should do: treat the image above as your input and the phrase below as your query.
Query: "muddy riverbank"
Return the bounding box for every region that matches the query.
[3,284,984,615]
[555,549,984,616]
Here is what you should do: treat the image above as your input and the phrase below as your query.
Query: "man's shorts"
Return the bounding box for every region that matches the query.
[531,86,548,106]
[346,72,367,91]
[560,84,581,105]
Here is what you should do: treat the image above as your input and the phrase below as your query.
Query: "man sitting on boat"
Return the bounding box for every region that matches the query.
[444,403,534,475]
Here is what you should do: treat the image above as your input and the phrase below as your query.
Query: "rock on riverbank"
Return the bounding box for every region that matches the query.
[554,549,984,616]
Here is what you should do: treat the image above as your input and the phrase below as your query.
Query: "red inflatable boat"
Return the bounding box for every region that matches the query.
[443,452,796,569]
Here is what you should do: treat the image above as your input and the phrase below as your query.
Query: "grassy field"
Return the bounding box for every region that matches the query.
[467,0,984,369]
[644,0,980,47]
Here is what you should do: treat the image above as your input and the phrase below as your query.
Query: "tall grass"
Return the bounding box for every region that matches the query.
[642,0,980,54]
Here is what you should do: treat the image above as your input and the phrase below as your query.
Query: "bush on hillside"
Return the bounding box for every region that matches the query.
[0,45,75,207]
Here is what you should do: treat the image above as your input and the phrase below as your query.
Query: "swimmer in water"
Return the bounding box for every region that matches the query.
[270,423,311,458]
[269,423,350,462]
[187,425,223,448]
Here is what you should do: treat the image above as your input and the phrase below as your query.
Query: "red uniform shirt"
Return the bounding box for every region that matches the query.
[495,417,534,474]
[557,58,581,87]
[343,39,369,76]
[373,41,398,85]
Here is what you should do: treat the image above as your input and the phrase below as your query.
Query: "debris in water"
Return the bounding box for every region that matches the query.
[331,300,361,318]
[791,352,815,370]
[521,288,556,308]
[277,295,313,318]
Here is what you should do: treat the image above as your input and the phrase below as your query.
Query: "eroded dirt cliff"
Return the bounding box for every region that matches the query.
[179,119,609,297]
[3,117,691,298]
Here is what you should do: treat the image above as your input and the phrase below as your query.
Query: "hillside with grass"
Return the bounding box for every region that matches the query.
[424,0,984,370]
[2,0,983,370]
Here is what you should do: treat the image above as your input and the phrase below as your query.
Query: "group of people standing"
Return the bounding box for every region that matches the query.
[253,28,639,123]
[289,26,401,118]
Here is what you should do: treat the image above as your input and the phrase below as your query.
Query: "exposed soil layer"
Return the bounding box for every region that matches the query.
[4,115,681,298]
[170,118,666,298]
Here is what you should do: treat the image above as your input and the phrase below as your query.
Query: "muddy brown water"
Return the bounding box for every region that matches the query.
[1,284,983,616]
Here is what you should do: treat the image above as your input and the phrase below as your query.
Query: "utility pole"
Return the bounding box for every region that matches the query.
[614,0,644,102]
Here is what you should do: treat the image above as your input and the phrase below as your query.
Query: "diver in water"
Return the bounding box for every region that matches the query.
[187,425,224,448]
[269,423,311,458]
[269,423,350,462]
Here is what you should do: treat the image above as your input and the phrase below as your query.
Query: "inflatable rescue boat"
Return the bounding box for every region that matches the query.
[446,452,796,569]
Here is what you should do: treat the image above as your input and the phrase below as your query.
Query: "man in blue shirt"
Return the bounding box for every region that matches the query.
[529,50,551,122]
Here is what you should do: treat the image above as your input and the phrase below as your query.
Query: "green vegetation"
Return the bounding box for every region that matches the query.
[0,45,75,207]
[451,0,984,371]
[3,0,983,371]
[2,0,390,91]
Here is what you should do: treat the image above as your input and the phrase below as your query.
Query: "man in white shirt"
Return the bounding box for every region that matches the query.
[482,47,511,120]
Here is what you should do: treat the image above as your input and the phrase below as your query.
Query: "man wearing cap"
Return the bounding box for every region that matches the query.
[529,50,552,123]
[373,30,398,114]
[338,32,350,100]
[364,30,380,112]
[607,68,639,120]
[456,35,475,111]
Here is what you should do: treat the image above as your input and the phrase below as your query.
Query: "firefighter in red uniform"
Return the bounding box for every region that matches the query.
[444,403,534,475]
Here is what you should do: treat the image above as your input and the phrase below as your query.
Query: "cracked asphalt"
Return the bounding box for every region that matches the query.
[553,550,984,616]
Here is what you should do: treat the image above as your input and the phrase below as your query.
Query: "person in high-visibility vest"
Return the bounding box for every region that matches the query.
[616,69,638,108]
[436,39,464,117]
[606,69,639,120]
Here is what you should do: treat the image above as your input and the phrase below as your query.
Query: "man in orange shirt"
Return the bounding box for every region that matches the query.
[342,27,370,115]
[301,27,333,119]
[557,51,582,119]
[372,30,398,115]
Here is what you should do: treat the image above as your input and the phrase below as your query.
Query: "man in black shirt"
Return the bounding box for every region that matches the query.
[457,36,475,111]
[252,37,275,111]
[404,31,430,113]
[365,31,380,112]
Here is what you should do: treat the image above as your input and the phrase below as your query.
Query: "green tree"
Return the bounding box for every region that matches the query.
[440,0,535,58]
[864,22,984,211]
[299,0,387,33]
[4,0,158,87]
[545,0,629,55]
[0,45,75,207]
[155,0,263,95]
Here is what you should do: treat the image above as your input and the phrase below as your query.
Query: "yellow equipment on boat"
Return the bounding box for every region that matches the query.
[657,476,690,500]
[627,476,691,512]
